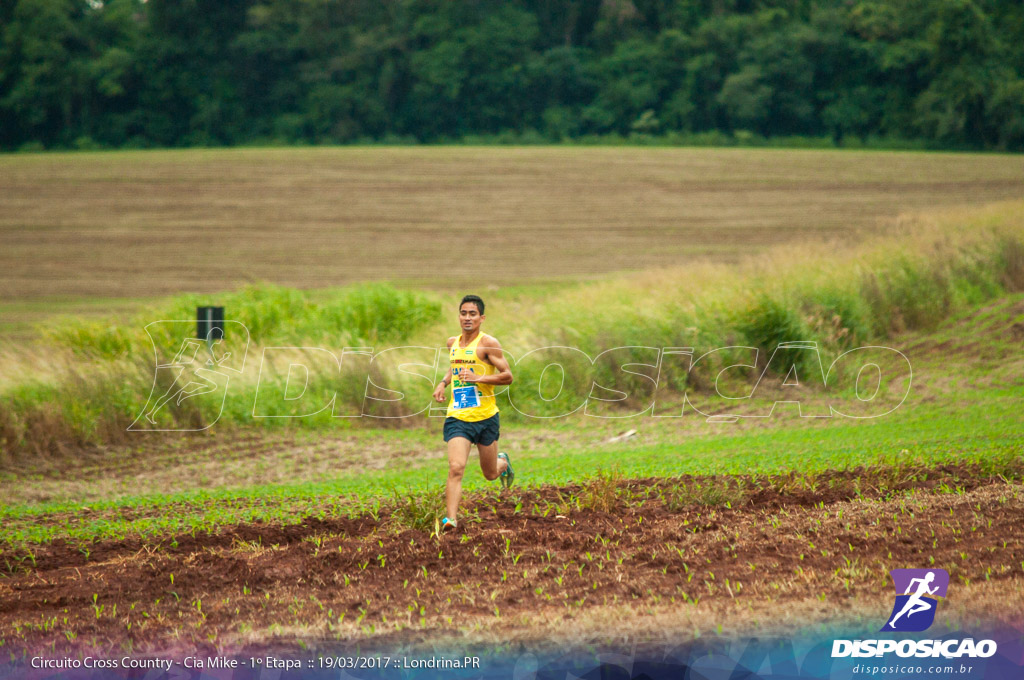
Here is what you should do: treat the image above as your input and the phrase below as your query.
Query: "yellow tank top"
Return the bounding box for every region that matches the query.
[446,333,498,422]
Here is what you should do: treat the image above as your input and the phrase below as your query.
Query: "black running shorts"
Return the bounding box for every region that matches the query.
[443,413,500,446]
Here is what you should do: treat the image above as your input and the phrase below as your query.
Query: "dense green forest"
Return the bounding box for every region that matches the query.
[2,0,1023,151]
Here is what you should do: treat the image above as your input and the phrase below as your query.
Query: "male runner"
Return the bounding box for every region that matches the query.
[432,294,514,532]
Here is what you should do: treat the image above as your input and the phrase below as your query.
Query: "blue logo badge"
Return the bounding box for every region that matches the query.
[881,569,948,632]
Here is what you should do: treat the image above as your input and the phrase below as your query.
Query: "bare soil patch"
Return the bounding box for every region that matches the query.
[1,468,1021,657]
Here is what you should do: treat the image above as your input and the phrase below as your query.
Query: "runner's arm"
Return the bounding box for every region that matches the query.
[433,368,451,402]
[460,337,513,385]
[433,338,456,401]
[438,336,457,388]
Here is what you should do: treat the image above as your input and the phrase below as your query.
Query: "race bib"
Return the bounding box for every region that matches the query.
[452,386,481,409]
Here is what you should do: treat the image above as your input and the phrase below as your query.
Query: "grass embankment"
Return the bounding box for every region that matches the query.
[1,200,1022,457]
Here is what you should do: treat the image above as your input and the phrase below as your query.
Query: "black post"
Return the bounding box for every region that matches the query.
[196,306,225,341]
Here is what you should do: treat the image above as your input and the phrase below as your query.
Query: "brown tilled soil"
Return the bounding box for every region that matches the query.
[5,148,1024,303]
[1,469,1023,658]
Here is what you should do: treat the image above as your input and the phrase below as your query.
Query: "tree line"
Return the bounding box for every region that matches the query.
[2,0,1023,151]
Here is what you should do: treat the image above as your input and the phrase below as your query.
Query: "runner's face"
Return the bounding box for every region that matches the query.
[459,303,484,334]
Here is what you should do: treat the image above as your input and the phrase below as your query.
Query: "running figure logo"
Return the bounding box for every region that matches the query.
[144,335,232,424]
[881,568,949,632]
[130,320,249,431]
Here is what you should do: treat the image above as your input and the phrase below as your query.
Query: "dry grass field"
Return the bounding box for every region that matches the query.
[2,146,1024,336]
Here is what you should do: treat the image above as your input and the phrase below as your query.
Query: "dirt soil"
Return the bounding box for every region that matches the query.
[1,468,1022,658]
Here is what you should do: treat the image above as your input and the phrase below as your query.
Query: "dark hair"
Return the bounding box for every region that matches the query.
[460,294,485,314]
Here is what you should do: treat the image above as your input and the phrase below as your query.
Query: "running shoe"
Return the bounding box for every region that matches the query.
[498,452,514,489]
[441,516,457,532]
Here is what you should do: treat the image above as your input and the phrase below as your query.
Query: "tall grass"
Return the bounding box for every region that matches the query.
[2,202,1022,455]
[0,362,142,460]
[1,284,441,459]
[512,201,1024,414]
[41,282,443,359]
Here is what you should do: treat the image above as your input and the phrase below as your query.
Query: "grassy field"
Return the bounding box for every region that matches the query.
[2,195,1020,459]
[2,290,1021,545]
[3,146,1024,334]
[2,384,1022,546]
[0,148,1022,657]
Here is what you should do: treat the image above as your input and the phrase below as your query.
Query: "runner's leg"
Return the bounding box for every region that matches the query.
[446,437,472,521]
[477,441,507,481]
